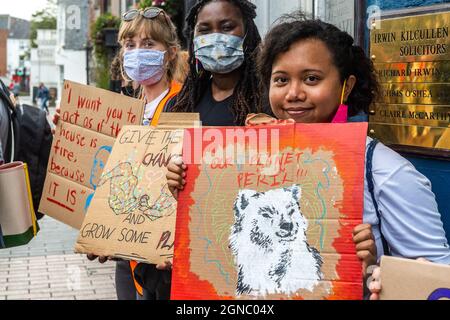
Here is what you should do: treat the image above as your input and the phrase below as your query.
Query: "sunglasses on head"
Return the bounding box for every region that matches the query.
[122,7,170,25]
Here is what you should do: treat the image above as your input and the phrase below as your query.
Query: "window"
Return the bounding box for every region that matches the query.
[120,0,138,16]
[126,0,137,10]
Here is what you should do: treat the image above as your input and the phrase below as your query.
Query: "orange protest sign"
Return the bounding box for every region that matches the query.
[172,123,368,300]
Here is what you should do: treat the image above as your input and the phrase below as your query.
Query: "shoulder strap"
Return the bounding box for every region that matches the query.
[162,95,177,113]
[366,138,390,256]
[0,80,15,112]
[0,80,18,162]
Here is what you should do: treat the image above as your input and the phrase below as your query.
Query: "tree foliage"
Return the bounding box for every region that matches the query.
[138,0,183,17]
[30,0,57,48]
[91,13,121,89]
[91,13,121,60]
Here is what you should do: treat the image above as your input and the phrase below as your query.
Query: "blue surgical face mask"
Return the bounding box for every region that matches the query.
[194,33,245,74]
[123,49,166,85]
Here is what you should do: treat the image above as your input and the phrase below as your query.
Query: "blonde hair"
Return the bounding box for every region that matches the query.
[174,50,189,84]
[118,9,181,84]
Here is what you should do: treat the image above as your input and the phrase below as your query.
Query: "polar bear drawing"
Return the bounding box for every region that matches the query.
[229,184,323,297]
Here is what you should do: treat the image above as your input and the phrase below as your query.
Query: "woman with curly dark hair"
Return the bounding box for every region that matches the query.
[168,14,450,299]
[257,14,450,293]
[169,0,263,125]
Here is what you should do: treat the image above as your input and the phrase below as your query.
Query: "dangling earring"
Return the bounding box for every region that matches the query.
[331,79,348,123]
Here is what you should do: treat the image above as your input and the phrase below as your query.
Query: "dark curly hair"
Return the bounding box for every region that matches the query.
[171,0,262,125]
[258,12,379,117]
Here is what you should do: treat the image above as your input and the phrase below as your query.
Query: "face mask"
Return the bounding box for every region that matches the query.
[331,80,348,123]
[123,49,166,85]
[194,33,245,74]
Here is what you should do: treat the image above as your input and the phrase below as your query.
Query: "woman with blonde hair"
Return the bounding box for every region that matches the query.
[52,7,185,300]
[115,6,187,300]
[118,6,184,126]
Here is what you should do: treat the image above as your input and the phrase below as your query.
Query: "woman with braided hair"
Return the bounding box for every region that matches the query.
[168,0,264,125]
[131,0,264,300]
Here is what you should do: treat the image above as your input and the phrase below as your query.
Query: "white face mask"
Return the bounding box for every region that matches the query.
[123,49,166,85]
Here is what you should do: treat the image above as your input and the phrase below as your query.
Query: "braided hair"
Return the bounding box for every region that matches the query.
[172,0,262,125]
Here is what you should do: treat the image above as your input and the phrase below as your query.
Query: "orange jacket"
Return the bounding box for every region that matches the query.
[150,81,181,126]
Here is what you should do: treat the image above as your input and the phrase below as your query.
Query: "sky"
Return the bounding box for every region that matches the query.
[0,0,49,21]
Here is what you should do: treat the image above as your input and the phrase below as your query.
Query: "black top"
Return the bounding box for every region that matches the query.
[135,83,271,297]
[165,82,273,125]
[194,83,237,126]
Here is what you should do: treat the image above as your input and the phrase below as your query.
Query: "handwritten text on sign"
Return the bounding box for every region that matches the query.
[39,80,145,229]
[75,127,183,264]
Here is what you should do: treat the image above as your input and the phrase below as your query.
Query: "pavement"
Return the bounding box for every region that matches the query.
[0,216,117,300]
[0,100,118,300]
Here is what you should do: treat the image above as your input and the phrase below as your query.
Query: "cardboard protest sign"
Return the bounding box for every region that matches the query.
[380,256,450,300]
[74,123,194,264]
[39,80,145,229]
[172,123,368,300]
[157,112,202,129]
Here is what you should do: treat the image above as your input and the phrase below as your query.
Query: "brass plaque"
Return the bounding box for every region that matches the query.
[370,104,450,127]
[370,10,450,153]
[375,61,450,83]
[371,12,450,63]
[368,123,450,150]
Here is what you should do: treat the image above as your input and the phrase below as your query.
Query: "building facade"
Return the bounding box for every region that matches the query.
[94,0,140,18]
[0,15,31,84]
[30,29,59,100]
[54,0,90,101]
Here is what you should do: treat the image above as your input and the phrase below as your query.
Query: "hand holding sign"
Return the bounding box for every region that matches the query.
[352,224,377,278]
[369,266,381,300]
[369,257,432,300]
[166,156,187,198]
